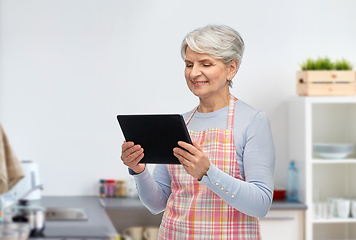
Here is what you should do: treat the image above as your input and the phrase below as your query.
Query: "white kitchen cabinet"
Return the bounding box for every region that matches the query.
[288,96,356,240]
[260,209,305,240]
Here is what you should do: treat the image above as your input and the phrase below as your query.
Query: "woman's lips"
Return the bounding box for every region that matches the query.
[192,80,208,86]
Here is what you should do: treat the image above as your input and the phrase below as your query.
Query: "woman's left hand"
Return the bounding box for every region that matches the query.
[173,141,211,180]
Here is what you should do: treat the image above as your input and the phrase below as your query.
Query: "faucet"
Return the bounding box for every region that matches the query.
[19,184,44,201]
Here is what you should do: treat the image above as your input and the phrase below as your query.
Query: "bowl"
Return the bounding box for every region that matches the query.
[273,189,286,200]
[313,143,354,159]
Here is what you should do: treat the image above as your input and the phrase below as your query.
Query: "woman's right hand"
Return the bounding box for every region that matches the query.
[121,141,146,174]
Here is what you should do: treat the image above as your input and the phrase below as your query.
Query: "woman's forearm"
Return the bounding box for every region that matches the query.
[132,167,170,215]
[200,164,273,218]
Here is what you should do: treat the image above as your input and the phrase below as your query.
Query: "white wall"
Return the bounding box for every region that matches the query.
[1,0,356,195]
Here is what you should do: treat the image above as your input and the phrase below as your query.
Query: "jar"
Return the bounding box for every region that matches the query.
[115,180,127,198]
[2,199,45,237]
[106,180,116,197]
[99,179,106,198]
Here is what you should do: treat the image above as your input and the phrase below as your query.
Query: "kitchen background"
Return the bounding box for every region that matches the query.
[0,0,356,196]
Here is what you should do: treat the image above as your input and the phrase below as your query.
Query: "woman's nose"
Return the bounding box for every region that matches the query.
[190,65,202,79]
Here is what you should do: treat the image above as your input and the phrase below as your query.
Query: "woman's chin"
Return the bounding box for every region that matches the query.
[190,89,206,98]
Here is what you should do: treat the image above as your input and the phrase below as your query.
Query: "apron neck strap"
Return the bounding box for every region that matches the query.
[185,106,198,125]
[226,95,237,130]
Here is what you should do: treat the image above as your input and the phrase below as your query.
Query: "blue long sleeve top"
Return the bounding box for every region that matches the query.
[130,99,275,218]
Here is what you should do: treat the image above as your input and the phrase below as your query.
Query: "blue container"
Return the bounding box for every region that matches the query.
[286,160,299,201]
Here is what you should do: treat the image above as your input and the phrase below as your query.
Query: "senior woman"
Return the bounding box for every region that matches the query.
[121,24,275,240]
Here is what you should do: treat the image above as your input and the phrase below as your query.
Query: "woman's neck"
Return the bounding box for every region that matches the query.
[197,92,231,113]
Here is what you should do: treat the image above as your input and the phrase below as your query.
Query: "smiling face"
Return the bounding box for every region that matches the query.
[184,47,235,103]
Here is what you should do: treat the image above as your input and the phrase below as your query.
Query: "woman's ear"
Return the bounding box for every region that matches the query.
[227,59,239,80]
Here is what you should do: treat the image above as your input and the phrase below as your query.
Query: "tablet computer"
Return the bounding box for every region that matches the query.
[117,114,192,164]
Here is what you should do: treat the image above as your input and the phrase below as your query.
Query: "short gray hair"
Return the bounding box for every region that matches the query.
[181,25,245,87]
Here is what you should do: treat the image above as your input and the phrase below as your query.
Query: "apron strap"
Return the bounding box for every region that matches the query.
[185,106,198,125]
[226,95,237,130]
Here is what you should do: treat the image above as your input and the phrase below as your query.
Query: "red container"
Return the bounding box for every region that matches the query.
[273,189,286,200]
[106,179,116,197]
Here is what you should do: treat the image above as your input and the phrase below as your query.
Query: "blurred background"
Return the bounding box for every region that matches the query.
[1,0,356,196]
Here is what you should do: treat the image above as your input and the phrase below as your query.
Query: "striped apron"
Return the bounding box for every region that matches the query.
[158,95,261,240]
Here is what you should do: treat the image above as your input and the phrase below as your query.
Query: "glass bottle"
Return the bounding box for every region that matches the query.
[106,180,116,197]
[99,179,106,198]
[115,180,127,198]
[286,160,299,201]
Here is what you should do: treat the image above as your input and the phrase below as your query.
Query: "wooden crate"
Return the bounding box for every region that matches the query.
[296,71,356,96]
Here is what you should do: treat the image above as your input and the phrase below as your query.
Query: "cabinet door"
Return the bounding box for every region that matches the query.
[260,210,304,240]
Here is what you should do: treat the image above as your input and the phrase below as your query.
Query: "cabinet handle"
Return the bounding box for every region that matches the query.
[261,217,294,221]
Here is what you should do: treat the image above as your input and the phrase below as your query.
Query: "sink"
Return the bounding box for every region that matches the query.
[45,208,88,221]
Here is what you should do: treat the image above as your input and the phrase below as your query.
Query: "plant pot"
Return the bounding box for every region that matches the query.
[296,70,356,96]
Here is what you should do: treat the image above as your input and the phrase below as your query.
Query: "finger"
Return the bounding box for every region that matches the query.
[122,141,134,152]
[192,141,203,151]
[173,147,193,162]
[177,141,198,155]
[125,150,144,163]
[125,148,144,163]
[173,150,190,166]
[122,145,142,162]
[124,152,145,169]
[176,154,190,168]
[131,152,145,164]
[123,144,142,157]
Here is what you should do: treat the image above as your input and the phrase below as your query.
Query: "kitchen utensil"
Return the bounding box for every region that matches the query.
[336,198,350,218]
[7,161,42,200]
[351,200,356,218]
[313,143,354,159]
[319,202,327,219]
[3,200,46,238]
[3,185,46,237]
[123,226,144,240]
[313,203,319,219]
[327,197,338,218]
[313,202,328,219]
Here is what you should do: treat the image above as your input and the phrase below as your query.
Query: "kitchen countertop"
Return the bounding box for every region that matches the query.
[100,197,308,211]
[100,197,146,210]
[29,196,117,239]
[269,200,307,210]
[25,196,306,239]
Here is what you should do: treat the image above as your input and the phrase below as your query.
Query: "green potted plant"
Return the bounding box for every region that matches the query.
[296,57,355,96]
[335,59,353,70]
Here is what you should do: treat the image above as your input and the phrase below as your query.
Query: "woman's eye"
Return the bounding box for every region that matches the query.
[203,63,212,67]
[186,64,193,67]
